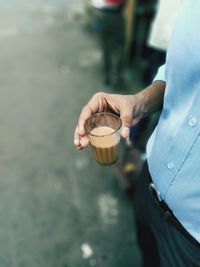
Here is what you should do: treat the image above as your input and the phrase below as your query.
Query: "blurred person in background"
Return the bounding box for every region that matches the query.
[90,0,127,87]
[74,1,200,266]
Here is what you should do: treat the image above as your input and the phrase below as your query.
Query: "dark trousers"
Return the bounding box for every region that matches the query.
[133,163,200,267]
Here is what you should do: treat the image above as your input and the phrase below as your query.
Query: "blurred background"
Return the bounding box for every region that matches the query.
[0,0,167,266]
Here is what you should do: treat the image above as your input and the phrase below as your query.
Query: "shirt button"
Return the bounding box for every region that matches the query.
[189,117,197,127]
[167,161,174,170]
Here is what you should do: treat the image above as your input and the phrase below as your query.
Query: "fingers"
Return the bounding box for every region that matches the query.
[120,104,133,140]
[74,126,89,150]
[74,99,97,150]
[74,126,81,148]
[121,126,130,140]
[74,92,106,150]
[77,105,93,136]
[77,93,105,136]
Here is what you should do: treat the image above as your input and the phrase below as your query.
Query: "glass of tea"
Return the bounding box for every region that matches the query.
[84,112,122,165]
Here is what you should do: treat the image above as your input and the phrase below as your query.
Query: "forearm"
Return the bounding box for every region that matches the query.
[137,80,166,115]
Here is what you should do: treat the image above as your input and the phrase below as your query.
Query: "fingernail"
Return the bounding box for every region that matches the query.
[74,139,79,146]
[80,139,86,147]
[122,127,130,139]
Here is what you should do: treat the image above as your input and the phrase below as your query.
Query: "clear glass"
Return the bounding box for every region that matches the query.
[84,112,122,165]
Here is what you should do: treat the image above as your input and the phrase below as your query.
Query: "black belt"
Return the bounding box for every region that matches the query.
[149,180,200,248]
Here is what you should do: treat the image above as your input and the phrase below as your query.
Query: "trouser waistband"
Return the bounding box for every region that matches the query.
[148,175,200,248]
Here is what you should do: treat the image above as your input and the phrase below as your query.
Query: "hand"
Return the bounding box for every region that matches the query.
[74,92,146,150]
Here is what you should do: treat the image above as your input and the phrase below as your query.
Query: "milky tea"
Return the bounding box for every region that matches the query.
[84,113,122,165]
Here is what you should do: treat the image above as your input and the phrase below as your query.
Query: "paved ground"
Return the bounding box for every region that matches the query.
[0,1,141,266]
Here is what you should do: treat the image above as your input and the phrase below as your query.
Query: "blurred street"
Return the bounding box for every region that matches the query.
[0,0,141,266]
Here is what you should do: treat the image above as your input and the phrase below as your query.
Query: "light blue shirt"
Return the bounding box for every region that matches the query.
[146,0,200,242]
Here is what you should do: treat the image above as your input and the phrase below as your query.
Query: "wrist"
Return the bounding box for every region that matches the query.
[137,81,166,114]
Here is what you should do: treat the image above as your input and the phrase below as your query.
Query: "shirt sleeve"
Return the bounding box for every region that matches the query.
[153,64,166,82]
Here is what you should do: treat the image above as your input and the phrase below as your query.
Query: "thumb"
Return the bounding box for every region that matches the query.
[120,109,133,140]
